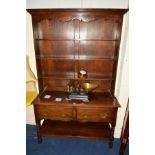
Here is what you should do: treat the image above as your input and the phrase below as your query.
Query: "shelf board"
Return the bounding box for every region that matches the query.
[41,120,111,140]
[36,55,117,61]
[36,55,75,60]
[39,74,75,79]
[39,75,115,81]
[78,56,117,60]
[34,38,120,41]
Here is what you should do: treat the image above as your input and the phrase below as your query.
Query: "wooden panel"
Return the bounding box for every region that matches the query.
[37,58,76,78]
[35,40,75,58]
[80,16,120,40]
[41,79,112,92]
[51,17,75,39]
[36,17,75,39]
[42,79,70,91]
[36,105,73,121]
[79,41,117,59]
[77,107,117,123]
[78,59,114,78]
[36,19,51,39]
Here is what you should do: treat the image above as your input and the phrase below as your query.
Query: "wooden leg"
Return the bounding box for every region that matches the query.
[119,139,128,155]
[36,121,42,144]
[109,124,115,148]
[109,140,113,148]
[119,151,123,155]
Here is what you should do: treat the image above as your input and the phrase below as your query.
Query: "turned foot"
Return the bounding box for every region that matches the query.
[36,121,42,144]
[109,140,113,148]
[119,150,124,155]
[38,136,42,144]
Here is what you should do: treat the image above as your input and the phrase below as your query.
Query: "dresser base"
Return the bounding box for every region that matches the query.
[38,119,113,148]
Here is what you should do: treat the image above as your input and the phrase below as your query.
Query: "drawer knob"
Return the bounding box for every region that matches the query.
[100,114,108,119]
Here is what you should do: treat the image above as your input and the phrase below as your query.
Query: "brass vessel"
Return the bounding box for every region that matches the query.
[81,83,98,93]
[64,85,76,93]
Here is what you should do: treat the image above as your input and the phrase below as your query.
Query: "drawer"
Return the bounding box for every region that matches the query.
[35,105,73,121]
[76,107,116,123]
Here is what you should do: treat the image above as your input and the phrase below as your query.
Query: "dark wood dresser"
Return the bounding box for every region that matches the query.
[27,9,127,148]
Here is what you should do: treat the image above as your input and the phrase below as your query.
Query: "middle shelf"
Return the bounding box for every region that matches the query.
[37,58,116,78]
[38,76,114,93]
[35,40,119,59]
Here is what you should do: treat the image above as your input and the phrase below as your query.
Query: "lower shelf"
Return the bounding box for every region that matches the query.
[40,120,111,140]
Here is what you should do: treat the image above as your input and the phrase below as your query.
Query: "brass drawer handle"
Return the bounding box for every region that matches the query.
[100,113,108,119]
[61,113,66,117]
[43,111,49,116]
[83,114,89,118]
[59,112,67,117]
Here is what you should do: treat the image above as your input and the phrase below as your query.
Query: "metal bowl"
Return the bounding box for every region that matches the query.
[81,83,98,93]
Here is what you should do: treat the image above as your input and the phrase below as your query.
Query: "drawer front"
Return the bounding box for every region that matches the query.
[76,108,117,123]
[35,105,73,121]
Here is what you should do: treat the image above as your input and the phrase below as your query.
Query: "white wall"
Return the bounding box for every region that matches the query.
[82,0,128,8]
[26,0,129,138]
[114,12,129,137]
[26,13,37,79]
[27,0,81,8]
[26,0,128,9]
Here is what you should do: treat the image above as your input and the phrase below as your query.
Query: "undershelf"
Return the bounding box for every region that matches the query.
[40,120,111,140]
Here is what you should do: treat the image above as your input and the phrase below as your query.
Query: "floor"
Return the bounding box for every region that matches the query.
[26,124,129,155]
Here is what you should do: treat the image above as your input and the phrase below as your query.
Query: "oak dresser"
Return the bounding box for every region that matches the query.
[27,9,127,148]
